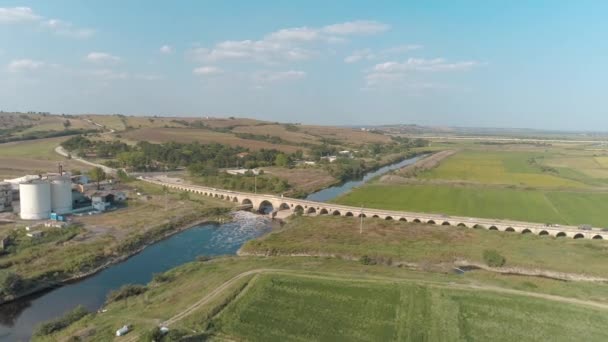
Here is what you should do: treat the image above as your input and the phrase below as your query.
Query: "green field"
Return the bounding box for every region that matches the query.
[242,216,608,277]
[44,256,608,342]
[214,273,608,342]
[419,150,592,188]
[335,183,608,227]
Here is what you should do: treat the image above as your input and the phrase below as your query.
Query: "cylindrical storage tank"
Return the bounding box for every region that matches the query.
[50,177,73,214]
[19,181,51,220]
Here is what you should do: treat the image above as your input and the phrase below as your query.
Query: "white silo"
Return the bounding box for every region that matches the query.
[50,176,72,214]
[19,180,51,220]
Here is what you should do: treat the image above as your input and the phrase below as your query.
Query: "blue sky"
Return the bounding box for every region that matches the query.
[1,1,607,130]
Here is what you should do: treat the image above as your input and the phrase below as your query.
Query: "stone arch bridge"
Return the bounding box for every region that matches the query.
[143,177,608,241]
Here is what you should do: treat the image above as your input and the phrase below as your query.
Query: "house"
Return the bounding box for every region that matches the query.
[226,168,260,176]
[320,156,338,163]
[70,174,89,184]
[26,230,43,238]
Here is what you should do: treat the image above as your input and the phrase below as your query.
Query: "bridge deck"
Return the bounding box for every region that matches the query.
[141,176,608,240]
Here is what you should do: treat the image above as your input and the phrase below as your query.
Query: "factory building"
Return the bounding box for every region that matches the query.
[18,176,73,220]
[0,182,12,213]
[19,180,52,220]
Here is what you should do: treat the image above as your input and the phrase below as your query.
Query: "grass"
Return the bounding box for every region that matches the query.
[43,256,608,342]
[122,127,301,153]
[213,273,608,342]
[0,137,91,178]
[334,183,608,227]
[419,150,586,188]
[242,216,608,276]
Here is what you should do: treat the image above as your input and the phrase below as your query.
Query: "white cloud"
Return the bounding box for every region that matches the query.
[345,45,422,63]
[322,20,389,35]
[253,70,306,83]
[193,66,223,75]
[364,57,481,87]
[266,27,319,42]
[190,20,389,64]
[42,19,95,39]
[86,52,121,63]
[0,7,40,23]
[0,7,95,38]
[372,58,480,72]
[160,45,173,54]
[7,59,45,72]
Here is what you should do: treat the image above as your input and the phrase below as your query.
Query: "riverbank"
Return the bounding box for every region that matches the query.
[0,212,231,306]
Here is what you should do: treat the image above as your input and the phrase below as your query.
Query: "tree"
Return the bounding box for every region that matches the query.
[0,271,24,296]
[88,167,106,190]
[482,249,506,267]
[63,119,71,129]
[274,153,289,167]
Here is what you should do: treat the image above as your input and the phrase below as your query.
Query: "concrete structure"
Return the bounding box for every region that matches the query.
[50,176,73,214]
[0,182,12,212]
[143,176,608,241]
[226,168,261,176]
[19,180,52,220]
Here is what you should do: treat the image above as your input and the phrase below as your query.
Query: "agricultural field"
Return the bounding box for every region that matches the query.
[335,183,608,227]
[214,273,608,342]
[122,127,302,153]
[44,256,608,342]
[0,137,91,178]
[335,142,608,227]
[242,216,608,277]
[232,124,321,145]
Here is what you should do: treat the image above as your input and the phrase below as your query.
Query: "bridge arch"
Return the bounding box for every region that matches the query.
[385,216,393,220]
[413,219,421,223]
[489,226,498,231]
[279,203,290,210]
[521,228,532,234]
[427,220,436,225]
[473,224,484,229]
[457,223,467,227]
[242,198,252,206]
[398,217,407,222]
[372,215,380,218]
[573,233,585,239]
[233,197,238,203]
[294,205,304,215]
[593,235,603,240]
[441,221,451,226]
[556,232,567,238]
[345,212,354,217]
[332,210,341,216]
[258,200,274,214]
[539,230,549,236]
[319,208,328,215]
[306,207,316,214]
[505,227,515,232]
[358,213,366,218]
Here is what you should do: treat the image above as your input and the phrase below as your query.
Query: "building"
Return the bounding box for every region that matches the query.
[86,190,126,212]
[226,168,261,176]
[320,156,338,163]
[0,182,12,213]
[26,230,43,238]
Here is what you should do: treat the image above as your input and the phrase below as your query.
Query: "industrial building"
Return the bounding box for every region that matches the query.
[18,175,73,220]
[0,182,12,213]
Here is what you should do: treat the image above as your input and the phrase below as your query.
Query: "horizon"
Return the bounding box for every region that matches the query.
[1,1,607,130]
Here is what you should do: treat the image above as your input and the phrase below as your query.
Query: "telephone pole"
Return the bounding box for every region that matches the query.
[360,205,364,234]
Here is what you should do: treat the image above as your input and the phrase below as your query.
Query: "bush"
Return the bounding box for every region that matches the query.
[359,255,376,265]
[33,305,88,336]
[0,271,24,297]
[483,249,506,267]
[106,284,147,303]
[152,272,173,283]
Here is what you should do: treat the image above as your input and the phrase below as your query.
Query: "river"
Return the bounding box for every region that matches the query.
[0,154,422,341]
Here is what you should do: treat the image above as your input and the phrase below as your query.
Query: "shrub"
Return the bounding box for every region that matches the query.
[33,305,88,336]
[0,271,24,297]
[359,255,376,265]
[152,272,173,283]
[483,249,506,267]
[106,284,147,303]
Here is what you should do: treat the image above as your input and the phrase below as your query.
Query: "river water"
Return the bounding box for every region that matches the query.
[0,154,422,341]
